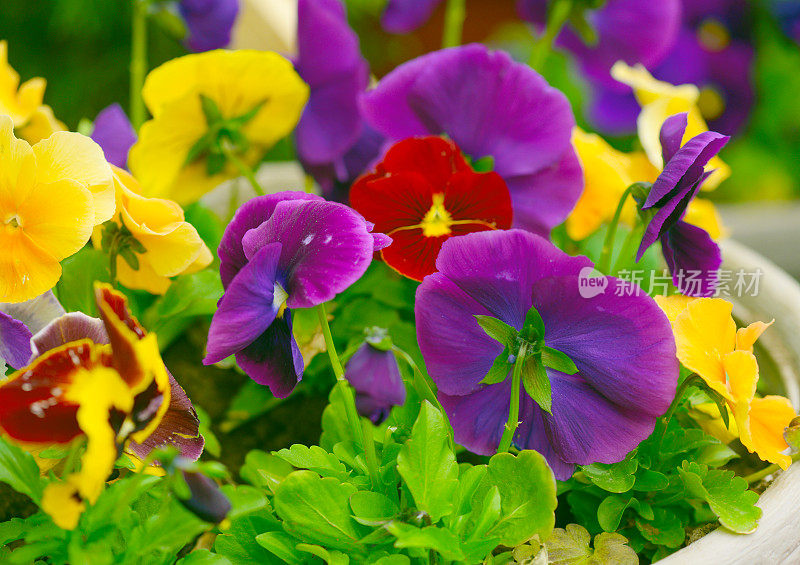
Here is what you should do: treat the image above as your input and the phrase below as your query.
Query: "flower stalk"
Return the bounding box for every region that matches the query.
[441,0,466,48]
[529,0,572,70]
[597,184,635,274]
[220,142,265,196]
[130,0,149,130]
[497,342,528,453]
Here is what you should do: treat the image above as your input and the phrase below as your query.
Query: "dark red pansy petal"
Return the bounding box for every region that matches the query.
[380,136,469,187]
[381,228,448,282]
[350,171,435,234]
[445,170,513,229]
[95,284,150,389]
[95,284,146,339]
[0,340,102,444]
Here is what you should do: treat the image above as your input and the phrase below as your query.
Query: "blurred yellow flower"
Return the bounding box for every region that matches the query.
[655,295,797,468]
[0,41,66,143]
[0,116,114,303]
[128,49,309,204]
[93,167,212,294]
[611,62,730,190]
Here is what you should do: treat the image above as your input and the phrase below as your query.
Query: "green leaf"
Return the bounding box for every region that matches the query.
[215,513,284,564]
[177,549,233,564]
[597,495,653,532]
[349,491,399,526]
[634,507,685,548]
[386,522,465,561]
[275,444,349,480]
[582,454,638,493]
[522,305,545,340]
[546,524,638,565]
[474,315,517,346]
[200,93,224,125]
[397,401,458,522]
[373,556,411,565]
[541,346,578,375]
[522,358,552,413]
[0,436,43,502]
[143,270,222,340]
[632,469,668,491]
[54,248,110,316]
[239,450,294,494]
[272,471,369,552]
[255,532,305,564]
[478,450,557,547]
[480,347,512,385]
[219,485,269,522]
[296,544,350,565]
[678,461,762,533]
[321,382,354,451]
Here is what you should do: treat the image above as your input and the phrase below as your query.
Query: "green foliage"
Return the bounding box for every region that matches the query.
[54,247,110,316]
[0,436,44,503]
[545,524,637,565]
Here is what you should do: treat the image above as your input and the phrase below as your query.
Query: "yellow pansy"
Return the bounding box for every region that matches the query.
[655,295,797,468]
[611,62,730,190]
[0,116,114,303]
[16,104,67,144]
[92,167,212,294]
[128,49,309,204]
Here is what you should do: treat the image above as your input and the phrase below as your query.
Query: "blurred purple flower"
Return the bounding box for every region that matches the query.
[179,0,240,52]
[345,328,406,423]
[91,104,137,169]
[415,229,678,479]
[294,0,383,200]
[360,43,582,236]
[381,0,442,33]
[773,0,800,43]
[0,312,32,369]
[637,113,729,297]
[205,192,390,397]
[179,469,231,523]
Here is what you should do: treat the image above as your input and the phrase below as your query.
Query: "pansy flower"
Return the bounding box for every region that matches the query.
[128,50,309,204]
[204,192,390,397]
[359,43,582,236]
[0,116,114,303]
[344,327,406,423]
[416,229,678,479]
[350,136,513,281]
[381,0,442,33]
[656,295,797,469]
[179,0,240,52]
[636,113,729,297]
[0,285,201,528]
[92,166,212,294]
[91,104,137,169]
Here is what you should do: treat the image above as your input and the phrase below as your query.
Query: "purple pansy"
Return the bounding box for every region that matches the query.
[179,0,240,52]
[416,229,678,479]
[359,43,582,236]
[91,104,137,169]
[30,311,205,461]
[294,0,383,200]
[0,290,66,369]
[344,329,406,423]
[0,312,32,369]
[518,0,681,90]
[636,113,729,297]
[381,0,442,33]
[205,191,390,397]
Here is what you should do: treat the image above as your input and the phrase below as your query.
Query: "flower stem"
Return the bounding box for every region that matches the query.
[612,222,645,276]
[651,374,703,450]
[528,0,572,71]
[497,342,528,453]
[441,0,466,49]
[221,143,265,197]
[393,347,442,413]
[597,184,635,274]
[130,0,149,130]
[744,453,800,484]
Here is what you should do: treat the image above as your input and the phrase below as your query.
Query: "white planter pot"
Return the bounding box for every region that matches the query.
[661,239,800,564]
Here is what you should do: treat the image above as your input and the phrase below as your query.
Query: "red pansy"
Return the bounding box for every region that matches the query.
[350,136,513,281]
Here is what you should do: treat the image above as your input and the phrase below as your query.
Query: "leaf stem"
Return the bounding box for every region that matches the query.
[528,0,572,71]
[611,222,645,276]
[497,342,528,453]
[130,0,148,130]
[441,0,466,48]
[651,374,704,450]
[744,452,800,484]
[597,184,635,274]
[221,143,265,196]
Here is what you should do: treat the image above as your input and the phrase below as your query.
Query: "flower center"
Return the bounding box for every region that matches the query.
[273,282,289,319]
[4,215,21,229]
[698,19,730,52]
[698,86,726,121]
[421,193,453,237]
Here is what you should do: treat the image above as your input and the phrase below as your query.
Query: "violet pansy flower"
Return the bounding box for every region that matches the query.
[0,312,32,369]
[205,192,390,397]
[416,229,678,479]
[381,0,442,33]
[0,290,66,369]
[360,43,582,236]
[179,0,240,52]
[636,113,729,297]
[294,0,383,200]
[91,104,137,169]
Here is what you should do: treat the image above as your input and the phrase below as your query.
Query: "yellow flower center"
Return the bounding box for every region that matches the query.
[4,214,21,229]
[273,282,289,319]
[698,86,726,122]
[421,194,453,237]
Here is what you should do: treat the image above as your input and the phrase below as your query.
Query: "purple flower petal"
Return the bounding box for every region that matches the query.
[0,311,32,369]
[659,112,688,166]
[637,173,701,259]
[345,343,406,422]
[241,199,385,309]
[179,0,240,52]
[661,221,722,298]
[381,0,443,33]
[178,470,231,523]
[30,312,106,359]
[586,87,640,135]
[204,243,283,365]
[218,192,322,288]
[235,313,304,398]
[91,104,137,169]
[0,291,65,335]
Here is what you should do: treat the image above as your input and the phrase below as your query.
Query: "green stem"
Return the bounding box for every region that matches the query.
[611,221,644,276]
[744,453,800,484]
[652,374,703,450]
[441,0,466,48]
[221,143,265,196]
[361,419,383,492]
[130,0,148,130]
[497,342,528,453]
[393,347,441,413]
[597,185,635,274]
[528,0,572,71]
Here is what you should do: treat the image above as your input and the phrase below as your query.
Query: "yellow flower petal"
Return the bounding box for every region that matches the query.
[722,350,759,405]
[41,476,85,530]
[744,396,797,469]
[32,131,115,224]
[16,104,67,144]
[692,402,738,444]
[735,320,774,353]
[0,228,61,303]
[0,114,36,198]
[0,41,45,126]
[672,298,736,396]
[684,199,726,240]
[654,294,696,325]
